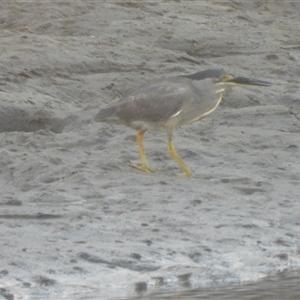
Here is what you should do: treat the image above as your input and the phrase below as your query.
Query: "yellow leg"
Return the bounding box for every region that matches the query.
[168,140,192,177]
[128,130,154,173]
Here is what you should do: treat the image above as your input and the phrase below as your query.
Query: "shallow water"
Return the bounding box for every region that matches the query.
[122,270,300,300]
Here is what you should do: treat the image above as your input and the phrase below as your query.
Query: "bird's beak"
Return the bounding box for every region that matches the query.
[227,76,272,86]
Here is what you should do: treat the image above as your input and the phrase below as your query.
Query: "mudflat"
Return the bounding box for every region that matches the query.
[0,2,300,299]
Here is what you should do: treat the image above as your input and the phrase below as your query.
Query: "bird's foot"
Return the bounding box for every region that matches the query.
[177,170,193,177]
[128,162,154,173]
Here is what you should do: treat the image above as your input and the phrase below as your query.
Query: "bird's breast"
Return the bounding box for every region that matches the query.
[178,93,223,126]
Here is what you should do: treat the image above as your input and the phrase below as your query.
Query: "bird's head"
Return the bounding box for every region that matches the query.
[184,69,272,93]
[217,72,272,89]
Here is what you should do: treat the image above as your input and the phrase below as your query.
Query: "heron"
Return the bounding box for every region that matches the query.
[94,69,271,177]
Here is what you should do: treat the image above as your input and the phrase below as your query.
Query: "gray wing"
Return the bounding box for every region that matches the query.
[115,77,190,122]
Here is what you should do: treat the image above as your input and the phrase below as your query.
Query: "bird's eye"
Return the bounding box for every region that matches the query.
[221,75,228,80]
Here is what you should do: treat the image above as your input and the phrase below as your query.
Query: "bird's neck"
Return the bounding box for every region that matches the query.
[216,88,225,100]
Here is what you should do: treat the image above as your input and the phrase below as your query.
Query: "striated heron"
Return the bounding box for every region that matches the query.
[94,69,271,177]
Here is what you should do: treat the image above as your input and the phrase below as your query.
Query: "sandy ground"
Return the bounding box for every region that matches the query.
[0,1,300,299]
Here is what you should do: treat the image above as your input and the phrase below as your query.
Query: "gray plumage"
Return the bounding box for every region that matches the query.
[94,69,228,131]
[94,69,271,176]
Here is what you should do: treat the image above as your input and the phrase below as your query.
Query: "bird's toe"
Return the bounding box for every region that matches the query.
[128,162,154,173]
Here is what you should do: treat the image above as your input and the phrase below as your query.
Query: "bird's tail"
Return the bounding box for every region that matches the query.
[94,105,118,123]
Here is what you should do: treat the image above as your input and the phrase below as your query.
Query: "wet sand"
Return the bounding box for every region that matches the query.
[0,2,300,299]
[122,269,300,300]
